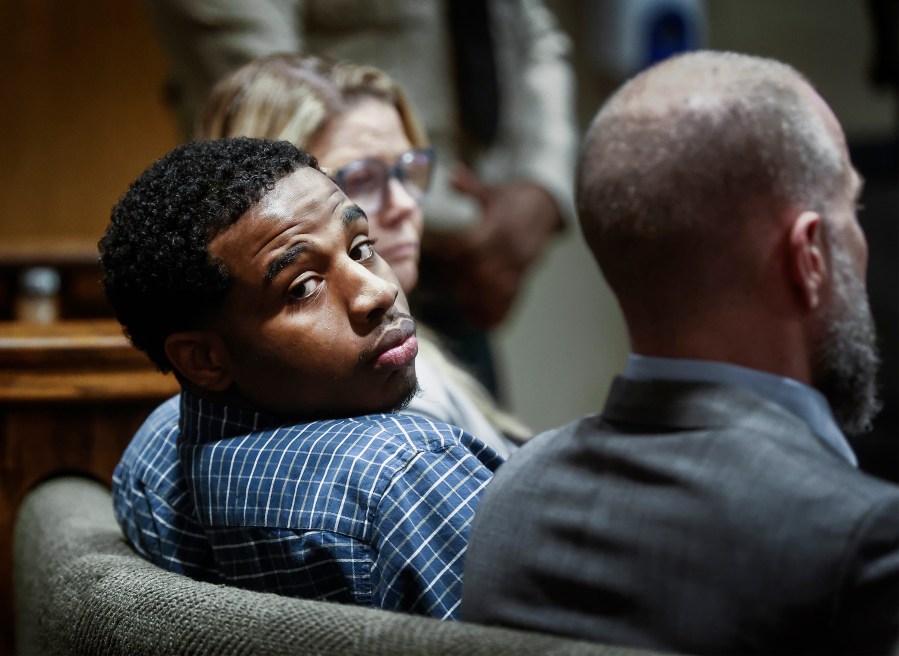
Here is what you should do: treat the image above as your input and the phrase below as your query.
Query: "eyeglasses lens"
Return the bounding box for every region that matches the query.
[334,148,434,216]
[396,149,434,201]
[336,160,385,217]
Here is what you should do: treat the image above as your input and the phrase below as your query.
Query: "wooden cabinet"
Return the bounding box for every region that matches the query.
[0,240,112,322]
[0,320,179,653]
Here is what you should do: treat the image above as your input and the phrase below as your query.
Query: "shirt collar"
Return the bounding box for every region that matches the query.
[624,354,857,467]
[179,390,286,443]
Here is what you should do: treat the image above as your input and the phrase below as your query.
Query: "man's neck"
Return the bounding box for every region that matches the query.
[628,318,814,387]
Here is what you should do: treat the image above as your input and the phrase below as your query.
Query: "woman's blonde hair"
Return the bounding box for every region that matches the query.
[196,54,428,149]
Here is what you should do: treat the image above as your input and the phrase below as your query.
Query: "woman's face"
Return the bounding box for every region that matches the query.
[307,99,425,294]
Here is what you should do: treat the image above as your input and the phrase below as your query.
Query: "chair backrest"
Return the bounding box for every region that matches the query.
[13,477,648,656]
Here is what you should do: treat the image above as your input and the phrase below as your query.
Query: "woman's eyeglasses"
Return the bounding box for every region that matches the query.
[324,147,435,217]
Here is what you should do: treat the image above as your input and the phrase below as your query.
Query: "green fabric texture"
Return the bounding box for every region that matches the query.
[13,476,656,656]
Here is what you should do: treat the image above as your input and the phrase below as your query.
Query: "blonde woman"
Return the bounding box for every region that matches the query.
[197,54,528,456]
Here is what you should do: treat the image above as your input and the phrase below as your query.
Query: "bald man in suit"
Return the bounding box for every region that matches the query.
[461,51,899,655]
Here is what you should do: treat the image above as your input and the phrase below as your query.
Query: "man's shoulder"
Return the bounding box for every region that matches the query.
[133,394,181,442]
[200,412,476,459]
[486,395,899,524]
[116,394,182,485]
[346,412,474,453]
[482,415,591,493]
[181,412,495,534]
[604,379,897,505]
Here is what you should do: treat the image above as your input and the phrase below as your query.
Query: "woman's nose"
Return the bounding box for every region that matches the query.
[378,178,418,227]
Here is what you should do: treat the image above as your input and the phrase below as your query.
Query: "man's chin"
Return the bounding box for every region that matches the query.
[388,378,421,414]
[352,372,420,417]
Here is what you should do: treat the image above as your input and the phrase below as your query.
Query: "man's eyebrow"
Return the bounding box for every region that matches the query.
[263,206,363,286]
[264,242,307,287]
[343,205,366,228]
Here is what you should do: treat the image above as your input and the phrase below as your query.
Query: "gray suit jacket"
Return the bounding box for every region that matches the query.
[461,377,899,655]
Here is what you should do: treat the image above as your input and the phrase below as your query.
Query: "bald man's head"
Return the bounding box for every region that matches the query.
[576,51,880,436]
[577,51,849,322]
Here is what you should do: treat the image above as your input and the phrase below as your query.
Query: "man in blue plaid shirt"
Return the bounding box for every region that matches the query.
[100,138,502,620]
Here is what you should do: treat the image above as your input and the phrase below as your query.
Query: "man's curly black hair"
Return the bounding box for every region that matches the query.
[99,137,318,372]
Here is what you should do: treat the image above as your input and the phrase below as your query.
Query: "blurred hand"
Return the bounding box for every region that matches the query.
[423,164,562,330]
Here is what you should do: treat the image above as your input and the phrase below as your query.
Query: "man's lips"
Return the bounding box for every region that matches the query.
[370,317,418,370]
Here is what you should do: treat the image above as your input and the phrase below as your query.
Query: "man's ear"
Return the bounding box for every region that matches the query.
[787,211,827,311]
[164,331,233,392]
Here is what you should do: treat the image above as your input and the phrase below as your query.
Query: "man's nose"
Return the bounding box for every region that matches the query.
[346,262,399,325]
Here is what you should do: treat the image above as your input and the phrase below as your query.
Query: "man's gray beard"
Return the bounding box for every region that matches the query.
[812,240,882,438]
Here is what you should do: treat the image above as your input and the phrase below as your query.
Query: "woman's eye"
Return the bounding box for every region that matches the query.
[351,240,376,262]
[344,173,380,197]
[342,167,383,197]
[287,277,322,301]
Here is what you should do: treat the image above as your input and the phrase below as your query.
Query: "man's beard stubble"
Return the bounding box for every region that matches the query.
[390,374,421,414]
[812,238,882,438]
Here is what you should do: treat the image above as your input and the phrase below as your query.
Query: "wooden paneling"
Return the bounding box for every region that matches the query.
[0,0,180,243]
[0,3,180,650]
[0,239,111,320]
[0,320,180,653]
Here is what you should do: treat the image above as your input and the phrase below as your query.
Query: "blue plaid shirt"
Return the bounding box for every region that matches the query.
[112,391,503,619]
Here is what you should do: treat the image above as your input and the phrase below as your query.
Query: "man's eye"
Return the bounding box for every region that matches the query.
[287,277,322,301]
[351,240,376,262]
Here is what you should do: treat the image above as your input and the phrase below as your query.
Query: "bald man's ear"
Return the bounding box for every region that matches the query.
[788,211,827,311]
[164,331,233,392]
